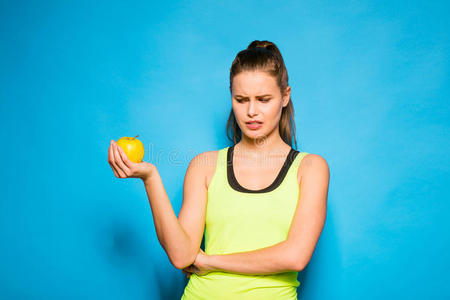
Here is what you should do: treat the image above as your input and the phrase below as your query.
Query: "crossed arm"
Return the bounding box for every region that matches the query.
[190,154,329,275]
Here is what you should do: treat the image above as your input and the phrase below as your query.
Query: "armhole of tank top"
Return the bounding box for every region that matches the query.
[207,148,224,194]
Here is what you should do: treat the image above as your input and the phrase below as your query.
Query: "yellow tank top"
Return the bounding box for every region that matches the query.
[181,145,310,300]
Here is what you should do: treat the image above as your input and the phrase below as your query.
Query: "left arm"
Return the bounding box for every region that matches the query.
[185,154,330,276]
[283,154,329,271]
[205,238,297,275]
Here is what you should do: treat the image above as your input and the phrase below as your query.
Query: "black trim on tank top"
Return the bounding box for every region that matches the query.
[227,145,300,193]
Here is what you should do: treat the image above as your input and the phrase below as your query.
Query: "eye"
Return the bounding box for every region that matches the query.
[234,98,270,103]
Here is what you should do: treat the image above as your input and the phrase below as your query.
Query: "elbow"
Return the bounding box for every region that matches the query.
[170,250,197,270]
[170,256,182,270]
[285,243,308,272]
[285,241,314,272]
[293,260,306,272]
[291,259,306,272]
[172,260,185,270]
[172,258,193,270]
[161,237,198,270]
[291,256,310,272]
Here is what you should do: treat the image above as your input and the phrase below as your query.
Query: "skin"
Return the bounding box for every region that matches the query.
[181,71,329,277]
[107,143,154,180]
[231,70,291,155]
[108,71,329,277]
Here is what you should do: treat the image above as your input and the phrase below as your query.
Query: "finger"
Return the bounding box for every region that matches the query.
[183,269,192,278]
[113,142,131,176]
[112,142,129,178]
[108,141,120,178]
[109,161,120,178]
[116,143,134,169]
[110,142,125,178]
[108,140,111,162]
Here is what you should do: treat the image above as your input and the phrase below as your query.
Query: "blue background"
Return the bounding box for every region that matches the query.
[1,0,449,299]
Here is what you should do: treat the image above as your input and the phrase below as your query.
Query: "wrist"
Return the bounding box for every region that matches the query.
[205,254,218,272]
[141,164,157,185]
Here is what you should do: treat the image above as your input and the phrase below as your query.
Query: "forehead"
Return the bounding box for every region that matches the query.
[232,71,278,96]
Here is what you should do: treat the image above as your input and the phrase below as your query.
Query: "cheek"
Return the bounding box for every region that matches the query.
[261,103,282,118]
[232,105,241,117]
[232,103,248,115]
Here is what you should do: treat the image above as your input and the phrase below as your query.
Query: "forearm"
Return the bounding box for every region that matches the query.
[142,167,196,269]
[206,240,299,275]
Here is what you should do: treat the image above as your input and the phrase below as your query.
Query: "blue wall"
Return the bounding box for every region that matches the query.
[1,1,449,299]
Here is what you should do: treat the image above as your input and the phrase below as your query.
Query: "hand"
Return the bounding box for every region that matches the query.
[182,248,213,278]
[108,140,155,181]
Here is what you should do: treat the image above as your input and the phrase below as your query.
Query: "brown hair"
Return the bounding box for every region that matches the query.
[226,40,298,149]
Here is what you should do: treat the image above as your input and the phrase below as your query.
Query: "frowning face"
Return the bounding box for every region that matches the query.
[231,71,290,142]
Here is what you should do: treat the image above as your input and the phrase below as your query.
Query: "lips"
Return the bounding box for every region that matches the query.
[245,121,263,130]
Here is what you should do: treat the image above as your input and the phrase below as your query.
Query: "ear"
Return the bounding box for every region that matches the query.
[282,86,291,107]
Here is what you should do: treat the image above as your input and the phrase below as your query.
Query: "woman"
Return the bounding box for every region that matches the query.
[108,40,329,300]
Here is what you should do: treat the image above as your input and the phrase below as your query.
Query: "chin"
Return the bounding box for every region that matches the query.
[243,130,267,140]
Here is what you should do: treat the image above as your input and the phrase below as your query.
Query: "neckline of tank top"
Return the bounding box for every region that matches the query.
[226,145,300,194]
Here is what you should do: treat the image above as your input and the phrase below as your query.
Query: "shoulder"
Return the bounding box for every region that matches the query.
[297,153,330,183]
[186,149,221,188]
[188,150,219,166]
[186,150,219,174]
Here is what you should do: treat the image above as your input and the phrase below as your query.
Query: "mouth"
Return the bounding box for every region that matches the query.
[245,121,263,130]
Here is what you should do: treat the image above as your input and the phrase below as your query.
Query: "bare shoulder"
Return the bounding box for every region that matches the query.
[186,150,220,189]
[297,153,330,183]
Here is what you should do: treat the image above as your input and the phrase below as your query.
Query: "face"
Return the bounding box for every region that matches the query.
[231,70,291,141]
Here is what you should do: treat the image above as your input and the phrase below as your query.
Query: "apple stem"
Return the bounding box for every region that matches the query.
[133,135,139,139]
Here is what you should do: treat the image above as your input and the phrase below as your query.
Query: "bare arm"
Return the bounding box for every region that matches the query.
[142,168,197,269]
[198,154,329,274]
[108,140,209,270]
[143,150,212,269]
[205,240,295,275]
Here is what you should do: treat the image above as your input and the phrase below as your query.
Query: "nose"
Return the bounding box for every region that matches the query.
[247,99,258,117]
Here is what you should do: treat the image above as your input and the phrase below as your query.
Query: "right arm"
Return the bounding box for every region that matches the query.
[108,140,209,269]
[142,153,208,269]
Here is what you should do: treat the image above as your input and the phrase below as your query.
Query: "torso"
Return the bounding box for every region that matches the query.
[182,146,308,299]
[204,147,306,190]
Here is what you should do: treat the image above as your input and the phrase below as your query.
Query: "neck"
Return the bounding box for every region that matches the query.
[236,129,290,157]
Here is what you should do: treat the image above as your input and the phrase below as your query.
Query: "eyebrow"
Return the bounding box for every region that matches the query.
[234,94,272,98]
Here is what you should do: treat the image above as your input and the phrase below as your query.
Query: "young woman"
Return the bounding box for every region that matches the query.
[108,40,330,300]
